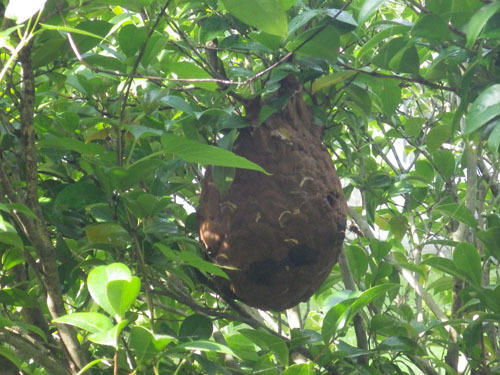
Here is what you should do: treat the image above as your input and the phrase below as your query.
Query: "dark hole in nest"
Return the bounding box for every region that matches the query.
[287,244,318,267]
[247,260,281,286]
[326,192,336,207]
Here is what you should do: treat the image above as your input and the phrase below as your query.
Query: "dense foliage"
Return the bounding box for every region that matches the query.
[1,0,500,374]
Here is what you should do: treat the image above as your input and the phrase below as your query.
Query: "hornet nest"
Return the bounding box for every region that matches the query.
[197,78,347,311]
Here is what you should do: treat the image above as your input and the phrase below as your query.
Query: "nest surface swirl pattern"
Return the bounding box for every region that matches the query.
[197,91,347,311]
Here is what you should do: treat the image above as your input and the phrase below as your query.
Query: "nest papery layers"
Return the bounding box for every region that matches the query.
[197,92,347,311]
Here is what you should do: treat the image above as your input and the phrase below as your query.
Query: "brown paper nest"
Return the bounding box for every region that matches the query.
[197,82,347,311]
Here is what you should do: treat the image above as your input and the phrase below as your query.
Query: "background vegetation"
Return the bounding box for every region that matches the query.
[1,0,500,374]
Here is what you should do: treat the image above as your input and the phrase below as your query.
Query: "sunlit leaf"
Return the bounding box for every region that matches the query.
[54,312,113,333]
[161,134,269,174]
[221,0,287,37]
[466,84,500,134]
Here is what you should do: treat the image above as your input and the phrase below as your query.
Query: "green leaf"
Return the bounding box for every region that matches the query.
[160,95,195,115]
[379,336,418,353]
[466,2,500,48]
[119,24,147,57]
[38,137,106,155]
[434,203,477,228]
[312,71,357,93]
[179,314,213,340]
[161,134,269,174]
[68,21,113,54]
[239,328,289,366]
[358,0,389,24]
[422,257,463,280]
[55,181,105,208]
[0,216,23,249]
[426,124,451,152]
[85,223,131,246]
[87,263,137,318]
[478,227,500,260]
[0,346,24,374]
[431,150,455,180]
[221,0,287,37]
[174,340,240,358]
[412,14,451,44]
[322,297,353,343]
[453,243,482,286]
[106,277,141,320]
[282,363,314,375]
[54,312,113,333]
[156,244,229,279]
[487,119,500,153]
[129,326,158,365]
[88,320,129,347]
[1,247,24,271]
[169,62,218,91]
[286,25,339,61]
[345,245,368,283]
[465,84,500,134]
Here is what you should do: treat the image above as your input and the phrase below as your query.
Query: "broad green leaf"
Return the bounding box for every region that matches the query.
[465,84,500,134]
[434,203,477,228]
[322,298,353,343]
[0,203,39,221]
[426,124,451,152]
[221,0,287,37]
[358,0,389,24]
[174,340,240,358]
[345,245,368,283]
[170,62,218,91]
[453,243,482,286]
[5,0,46,24]
[325,9,357,33]
[54,312,113,333]
[487,120,500,152]
[129,326,158,365]
[422,257,463,280]
[119,24,147,57]
[312,71,357,93]
[88,320,128,347]
[160,95,195,115]
[161,134,269,174]
[414,159,434,182]
[432,150,455,180]
[282,363,314,375]
[1,247,24,270]
[287,9,323,37]
[106,277,141,320]
[85,223,131,246]
[179,314,213,340]
[239,328,289,366]
[0,216,23,249]
[87,263,136,317]
[356,25,410,62]
[348,284,399,319]
[55,181,105,208]
[156,244,229,279]
[389,42,419,74]
[412,14,451,44]
[38,137,106,155]
[466,2,500,48]
[0,346,24,374]
[31,30,66,68]
[286,25,339,61]
[379,336,418,353]
[121,159,165,189]
[68,21,113,54]
[478,227,500,260]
